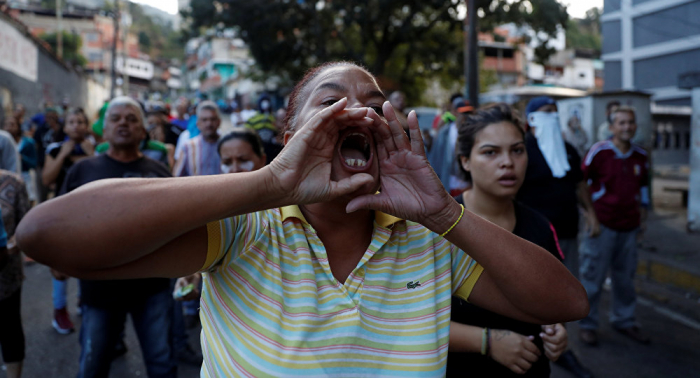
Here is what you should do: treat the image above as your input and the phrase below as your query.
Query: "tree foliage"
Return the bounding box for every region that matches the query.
[566,7,601,52]
[126,2,183,60]
[40,31,87,67]
[183,0,568,103]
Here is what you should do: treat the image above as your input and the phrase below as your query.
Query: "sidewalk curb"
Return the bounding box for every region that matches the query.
[637,255,700,295]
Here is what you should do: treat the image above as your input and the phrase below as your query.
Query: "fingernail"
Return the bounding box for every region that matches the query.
[539,333,545,338]
[332,98,347,110]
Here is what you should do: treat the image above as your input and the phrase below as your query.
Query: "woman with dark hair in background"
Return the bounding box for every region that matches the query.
[172,127,268,331]
[172,127,267,309]
[448,104,568,377]
[218,128,267,173]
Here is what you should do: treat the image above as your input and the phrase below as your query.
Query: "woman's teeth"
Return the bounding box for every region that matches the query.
[345,158,367,167]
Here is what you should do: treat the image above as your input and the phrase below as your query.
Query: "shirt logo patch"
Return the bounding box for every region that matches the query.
[634,164,640,176]
[406,281,421,290]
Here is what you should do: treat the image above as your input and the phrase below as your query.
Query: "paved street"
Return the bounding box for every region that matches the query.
[552,284,700,378]
[4,263,201,378]
[3,252,699,378]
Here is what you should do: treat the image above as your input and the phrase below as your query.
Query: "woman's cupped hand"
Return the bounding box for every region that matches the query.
[347,101,458,233]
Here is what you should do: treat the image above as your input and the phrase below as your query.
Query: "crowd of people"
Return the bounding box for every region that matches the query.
[0,61,651,378]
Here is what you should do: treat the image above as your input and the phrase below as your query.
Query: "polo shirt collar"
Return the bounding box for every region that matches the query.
[280,205,402,228]
[607,140,634,159]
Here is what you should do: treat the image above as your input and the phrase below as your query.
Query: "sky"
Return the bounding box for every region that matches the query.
[564,0,604,18]
[131,0,605,18]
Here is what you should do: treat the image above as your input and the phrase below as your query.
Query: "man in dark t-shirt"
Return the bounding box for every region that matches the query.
[61,97,176,378]
[516,97,597,378]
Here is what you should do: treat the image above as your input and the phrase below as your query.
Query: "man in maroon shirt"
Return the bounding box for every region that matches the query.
[579,106,650,346]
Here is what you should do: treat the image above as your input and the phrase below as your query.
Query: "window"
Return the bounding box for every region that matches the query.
[88,52,102,62]
[85,32,99,42]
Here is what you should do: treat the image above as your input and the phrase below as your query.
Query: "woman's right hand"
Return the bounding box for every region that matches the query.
[489,329,541,375]
[59,140,76,159]
[268,98,376,205]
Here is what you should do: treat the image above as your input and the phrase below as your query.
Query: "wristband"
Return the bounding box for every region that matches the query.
[440,204,464,238]
[486,328,491,356]
[481,327,488,355]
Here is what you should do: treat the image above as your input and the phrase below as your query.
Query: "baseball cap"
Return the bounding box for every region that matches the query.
[454,100,474,114]
[525,96,556,117]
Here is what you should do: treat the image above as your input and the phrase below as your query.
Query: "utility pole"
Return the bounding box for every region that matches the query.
[121,3,131,96]
[465,0,479,107]
[56,0,63,59]
[679,72,700,233]
[109,0,120,99]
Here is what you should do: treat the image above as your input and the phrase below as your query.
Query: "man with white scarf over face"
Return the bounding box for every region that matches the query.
[516,97,598,378]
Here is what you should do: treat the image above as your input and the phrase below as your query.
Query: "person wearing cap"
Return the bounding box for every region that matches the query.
[428,95,474,196]
[58,96,176,378]
[516,96,597,378]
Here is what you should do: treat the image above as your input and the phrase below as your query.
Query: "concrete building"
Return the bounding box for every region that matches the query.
[602,0,699,168]
[602,0,700,106]
[8,2,155,98]
[477,27,528,89]
[9,4,140,73]
[0,10,108,120]
[528,49,604,91]
[184,32,262,101]
[479,25,602,93]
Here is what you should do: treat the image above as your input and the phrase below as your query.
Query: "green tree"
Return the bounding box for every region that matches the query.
[103,2,183,60]
[566,7,602,52]
[138,31,152,50]
[40,31,88,67]
[182,0,568,103]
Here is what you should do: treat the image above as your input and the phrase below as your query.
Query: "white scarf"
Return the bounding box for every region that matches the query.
[528,112,571,178]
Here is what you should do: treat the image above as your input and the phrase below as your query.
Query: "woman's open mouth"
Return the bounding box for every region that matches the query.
[497,173,518,187]
[338,128,373,171]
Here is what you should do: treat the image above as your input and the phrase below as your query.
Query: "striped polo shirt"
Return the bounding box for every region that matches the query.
[173,135,221,177]
[199,205,483,377]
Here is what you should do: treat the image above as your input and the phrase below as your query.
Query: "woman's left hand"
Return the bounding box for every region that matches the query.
[347,101,458,233]
[541,323,567,362]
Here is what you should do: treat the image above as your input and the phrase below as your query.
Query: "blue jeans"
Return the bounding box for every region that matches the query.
[558,238,580,281]
[52,277,68,309]
[77,290,176,378]
[579,224,639,330]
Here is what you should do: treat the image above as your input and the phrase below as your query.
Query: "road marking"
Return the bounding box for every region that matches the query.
[638,297,700,332]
